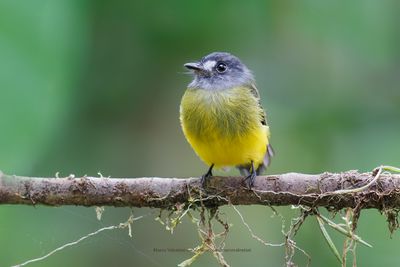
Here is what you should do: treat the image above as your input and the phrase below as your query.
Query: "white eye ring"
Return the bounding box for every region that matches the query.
[216,62,227,73]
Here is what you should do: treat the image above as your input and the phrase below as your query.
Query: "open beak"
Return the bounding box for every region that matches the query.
[184,62,204,72]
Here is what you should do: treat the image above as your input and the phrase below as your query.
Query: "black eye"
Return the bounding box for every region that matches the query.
[216,62,227,73]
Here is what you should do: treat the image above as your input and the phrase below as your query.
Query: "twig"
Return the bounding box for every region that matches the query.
[12,215,144,267]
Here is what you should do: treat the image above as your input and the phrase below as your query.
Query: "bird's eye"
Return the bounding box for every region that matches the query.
[216,62,227,73]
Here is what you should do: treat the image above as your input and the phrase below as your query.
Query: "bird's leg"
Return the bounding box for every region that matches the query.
[201,164,214,187]
[243,161,257,189]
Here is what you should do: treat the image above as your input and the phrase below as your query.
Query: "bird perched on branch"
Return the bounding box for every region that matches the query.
[180,52,273,188]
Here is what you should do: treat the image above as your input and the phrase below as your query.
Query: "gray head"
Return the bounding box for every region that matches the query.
[184,52,254,90]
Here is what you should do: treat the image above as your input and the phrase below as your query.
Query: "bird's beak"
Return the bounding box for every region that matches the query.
[184,62,204,72]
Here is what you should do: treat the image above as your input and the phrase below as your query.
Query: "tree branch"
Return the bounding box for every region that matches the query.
[1,170,400,210]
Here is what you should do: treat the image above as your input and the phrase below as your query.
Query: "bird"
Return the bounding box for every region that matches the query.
[180,52,273,188]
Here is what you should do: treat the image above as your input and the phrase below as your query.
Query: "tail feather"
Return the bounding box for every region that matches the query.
[263,143,274,167]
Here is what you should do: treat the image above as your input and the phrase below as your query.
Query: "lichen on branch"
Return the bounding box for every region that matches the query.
[1,168,400,212]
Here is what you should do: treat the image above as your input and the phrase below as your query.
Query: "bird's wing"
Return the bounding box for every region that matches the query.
[249,84,274,172]
[250,83,267,126]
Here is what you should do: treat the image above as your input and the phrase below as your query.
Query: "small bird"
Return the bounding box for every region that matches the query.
[180,52,273,188]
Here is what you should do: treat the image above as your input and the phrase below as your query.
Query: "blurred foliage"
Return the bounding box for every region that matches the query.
[1,0,400,266]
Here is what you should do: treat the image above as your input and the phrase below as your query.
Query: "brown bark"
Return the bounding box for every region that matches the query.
[1,170,399,210]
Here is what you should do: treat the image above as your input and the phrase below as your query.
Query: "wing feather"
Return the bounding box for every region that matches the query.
[250,83,267,126]
[250,84,274,174]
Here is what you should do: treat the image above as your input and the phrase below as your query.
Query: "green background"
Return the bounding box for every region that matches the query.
[1,1,400,266]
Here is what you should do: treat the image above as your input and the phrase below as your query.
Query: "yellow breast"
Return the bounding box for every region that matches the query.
[180,86,269,169]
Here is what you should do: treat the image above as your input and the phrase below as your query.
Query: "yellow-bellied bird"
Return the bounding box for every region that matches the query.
[180,52,273,187]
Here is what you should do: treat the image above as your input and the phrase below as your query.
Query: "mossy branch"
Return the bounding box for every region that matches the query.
[1,167,400,211]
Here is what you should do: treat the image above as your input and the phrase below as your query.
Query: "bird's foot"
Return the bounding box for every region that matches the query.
[200,164,214,187]
[242,161,256,189]
[243,171,257,189]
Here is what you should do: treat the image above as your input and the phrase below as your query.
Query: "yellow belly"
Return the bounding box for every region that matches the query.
[180,86,269,169]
